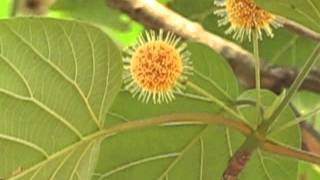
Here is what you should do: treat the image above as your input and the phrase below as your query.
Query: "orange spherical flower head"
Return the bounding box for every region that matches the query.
[123,30,192,104]
[214,0,282,41]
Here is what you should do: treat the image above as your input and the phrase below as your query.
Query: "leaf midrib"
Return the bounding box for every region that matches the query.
[9,113,253,179]
[9,126,109,180]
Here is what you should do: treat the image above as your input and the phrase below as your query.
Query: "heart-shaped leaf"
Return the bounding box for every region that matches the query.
[0,18,122,179]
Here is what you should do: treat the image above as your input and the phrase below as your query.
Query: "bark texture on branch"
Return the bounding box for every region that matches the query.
[107,0,320,94]
[14,0,56,16]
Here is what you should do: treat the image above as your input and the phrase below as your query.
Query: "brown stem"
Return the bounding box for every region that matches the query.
[301,123,320,154]
[222,150,252,180]
[17,0,56,15]
[222,135,261,180]
[262,140,320,165]
[279,16,320,42]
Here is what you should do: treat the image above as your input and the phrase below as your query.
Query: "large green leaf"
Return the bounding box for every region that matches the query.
[258,29,317,68]
[94,43,300,179]
[105,42,240,126]
[0,18,122,179]
[293,91,320,113]
[292,91,320,132]
[94,42,242,180]
[256,0,320,33]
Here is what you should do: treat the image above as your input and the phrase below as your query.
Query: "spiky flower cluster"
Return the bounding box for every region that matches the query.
[214,0,282,41]
[123,30,192,104]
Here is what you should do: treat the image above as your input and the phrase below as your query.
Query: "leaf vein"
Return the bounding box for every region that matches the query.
[199,137,204,180]
[98,46,111,127]
[225,128,233,157]
[157,126,209,180]
[0,88,83,139]
[4,23,101,129]
[48,148,77,180]
[69,142,95,180]
[56,22,78,82]
[258,150,273,180]
[0,54,33,96]
[0,133,49,158]
[81,25,96,99]
[98,153,180,180]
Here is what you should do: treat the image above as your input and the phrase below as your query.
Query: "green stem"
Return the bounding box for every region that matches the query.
[187,81,245,121]
[259,43,320,134]
[253,31,261,125]
[270,106,320,135]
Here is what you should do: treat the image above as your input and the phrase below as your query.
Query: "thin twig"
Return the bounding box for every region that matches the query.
[262,140,320,165]
[279,16,320,42]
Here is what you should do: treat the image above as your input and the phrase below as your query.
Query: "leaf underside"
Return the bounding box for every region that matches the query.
[0,18,122,179]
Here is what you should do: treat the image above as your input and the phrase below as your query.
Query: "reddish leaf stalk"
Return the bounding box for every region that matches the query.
[221,134,263,180]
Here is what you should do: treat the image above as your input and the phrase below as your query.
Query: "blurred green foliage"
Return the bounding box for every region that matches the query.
[299,163,320,180]
[0,0,10,18]
[50,0,143,45]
